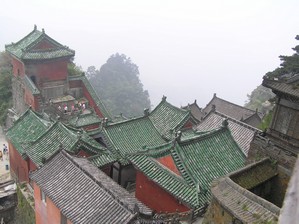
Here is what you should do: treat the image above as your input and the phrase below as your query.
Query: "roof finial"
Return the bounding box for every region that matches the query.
[213,93,216,98]
[34,24,37,30]
[162,95,167,101]
[42,28,45,33]
[222,119,228,127]
[175,131,182,142]
[212,104,216,112]
[144,108,149,116]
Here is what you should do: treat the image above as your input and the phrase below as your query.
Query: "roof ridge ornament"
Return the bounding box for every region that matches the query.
[42,28,45,33]
[162,95,167,101]
[222,119,228,127]
[175,130,182,142]
[34,24,37,30]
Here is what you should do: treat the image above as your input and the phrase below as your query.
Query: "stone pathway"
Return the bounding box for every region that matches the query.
[0,127,11,182]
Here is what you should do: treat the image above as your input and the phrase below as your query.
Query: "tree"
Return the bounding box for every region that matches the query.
[67,61,84,76]
[87,53,151,118]
[245,85,275,114]
[266,35,299,78]
[0,52,12,125]
[247,35,299,130]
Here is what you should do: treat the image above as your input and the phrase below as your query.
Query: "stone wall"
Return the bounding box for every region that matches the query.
[247,135,297,171]
[203,198,237,224]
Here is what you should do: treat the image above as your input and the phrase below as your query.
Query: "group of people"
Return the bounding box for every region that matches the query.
[57,102,86,114]
[0,144,8,161]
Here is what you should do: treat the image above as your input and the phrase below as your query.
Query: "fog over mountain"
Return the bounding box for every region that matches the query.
[1,0,298,108]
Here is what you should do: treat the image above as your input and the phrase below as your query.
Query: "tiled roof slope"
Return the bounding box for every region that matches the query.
[149,97,193,138]
[129,126,245,209]
[68,112,101,128]
[263,75,299,98]
[6,108,51,156]
[211,159,279,223]
[182,100,205,121]
[69,75,112,119]
[102,116,166,158]
[24,75,40,95]
[196,110,260,155]
[88,153,118,168]
[5,26,74,60]
[203,94,262,121]
[25,122,105,166]
[30,151,152,224]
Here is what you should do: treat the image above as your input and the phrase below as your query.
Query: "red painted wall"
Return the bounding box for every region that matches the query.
[183,120,194,129]
[69,80,81,88]
[135,171,189,213]
[34,183,72,224]
[23,88,37,109]
[25,59,68,84]
[76,150,90,158]
[11,57,25,77]
[83,123,100,131]
[81,84,105,118]
[69,79,105,118]
[157,155,181,176]
[8,142,29,182]
[32,40,56,50]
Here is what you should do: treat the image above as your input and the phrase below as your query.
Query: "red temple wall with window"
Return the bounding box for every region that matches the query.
[34,182,72,224]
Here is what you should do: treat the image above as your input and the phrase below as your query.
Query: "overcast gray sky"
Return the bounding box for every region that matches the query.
[1,0,298,108]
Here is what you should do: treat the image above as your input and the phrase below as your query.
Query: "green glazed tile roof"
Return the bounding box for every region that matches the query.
[25,122,105,166]
[149,97,191,138]
[6,109,51,156]
[102,116,166,158]
[173,127,246,191]
[68,112,101,128]
[129,126,245,209]
[69,75,112,119]
[5,27,74,60]
[23,75,40,95]
[130,153,201,208]
[88,153,118,167]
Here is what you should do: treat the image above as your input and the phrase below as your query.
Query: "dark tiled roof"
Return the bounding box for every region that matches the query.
[196,110,260,155]
[182,100,205,121]
[129,126,245,209]
[68,112,101,128]
[211,159,279,223]
[25,122,105,166]
[30,151,152,224]
[203,94,262,121]
[263,76,299,98]
[5,27,74,60]
[6,109,51,156]
[69,75,112,119]
[149,97,192,138]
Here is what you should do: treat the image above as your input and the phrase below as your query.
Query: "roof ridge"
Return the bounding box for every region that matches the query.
[215,96,257,113]
[170,141,197,187]
[151,97,189,115]
[10,28,42,47]
[205,94,257,114]
[106,115,146,127]
[213,110,261,132]
[180,126,227,145]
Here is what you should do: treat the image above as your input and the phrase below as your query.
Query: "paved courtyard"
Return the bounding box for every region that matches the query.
[0,127,11,182]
